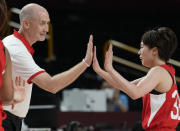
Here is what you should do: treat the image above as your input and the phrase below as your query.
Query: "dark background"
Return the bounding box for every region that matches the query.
[5,0,180,129]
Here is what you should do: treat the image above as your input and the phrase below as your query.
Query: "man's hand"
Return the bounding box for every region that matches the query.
[84,35,93,66]
[13,76,26,103]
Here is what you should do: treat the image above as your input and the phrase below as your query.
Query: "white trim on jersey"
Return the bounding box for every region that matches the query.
[147,93,166,127]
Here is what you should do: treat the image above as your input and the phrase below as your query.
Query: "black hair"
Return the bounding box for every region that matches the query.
[0,0,7,32]
[141,27,178,62]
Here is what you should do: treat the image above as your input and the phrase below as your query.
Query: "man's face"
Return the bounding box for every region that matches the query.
[29,10,50,42]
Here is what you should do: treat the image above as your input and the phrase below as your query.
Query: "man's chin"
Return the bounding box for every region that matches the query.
[39,37,46,41]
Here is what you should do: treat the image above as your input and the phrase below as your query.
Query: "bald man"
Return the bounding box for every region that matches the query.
[2,3,93,131]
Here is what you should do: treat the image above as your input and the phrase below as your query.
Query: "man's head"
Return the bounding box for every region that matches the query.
[19,3,50,44]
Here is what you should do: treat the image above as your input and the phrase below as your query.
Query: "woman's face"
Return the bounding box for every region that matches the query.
[138,42,154,68]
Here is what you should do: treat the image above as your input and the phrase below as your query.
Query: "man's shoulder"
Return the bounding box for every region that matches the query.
[2,34,20,46]
[2,34,25,55]
[3,34,14,41]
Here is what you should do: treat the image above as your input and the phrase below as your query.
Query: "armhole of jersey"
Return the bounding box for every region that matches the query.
[3,47,5,52]
[2,46,6,74]
[150,67,174,95]
[162,67,174,86]
[150,90,162,95]
[3,47,6,67]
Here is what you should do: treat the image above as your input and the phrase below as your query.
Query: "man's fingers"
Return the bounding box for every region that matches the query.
[15,76,25,88]
[86,35,93,53]
[23,80,25,87]
[19,76,21,86]
[89,35,93,50]
[88,35,93,49]
[15,76,18,86]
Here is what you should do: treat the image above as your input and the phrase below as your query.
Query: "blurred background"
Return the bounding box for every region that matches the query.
[2,0,180,130]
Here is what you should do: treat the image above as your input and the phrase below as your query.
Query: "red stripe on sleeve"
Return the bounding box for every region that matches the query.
[27,70,46,84]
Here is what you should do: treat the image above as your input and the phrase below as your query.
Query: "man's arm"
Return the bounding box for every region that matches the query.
[32,61,89,93]
[32,35,93,94]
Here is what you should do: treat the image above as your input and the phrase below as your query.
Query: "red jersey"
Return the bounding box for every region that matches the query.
[0,40,6,131]
[142,64,180,131]
[0,40,5,88]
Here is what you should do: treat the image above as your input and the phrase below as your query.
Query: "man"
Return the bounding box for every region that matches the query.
[3,3,93,131]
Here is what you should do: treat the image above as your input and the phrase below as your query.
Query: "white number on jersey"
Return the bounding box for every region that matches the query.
[171,90,180,120]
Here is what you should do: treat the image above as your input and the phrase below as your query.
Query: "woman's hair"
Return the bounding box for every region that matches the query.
[141,27,178,62]
[0,0,7,32]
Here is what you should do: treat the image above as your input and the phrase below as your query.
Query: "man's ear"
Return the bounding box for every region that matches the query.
[22,19,30,29]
